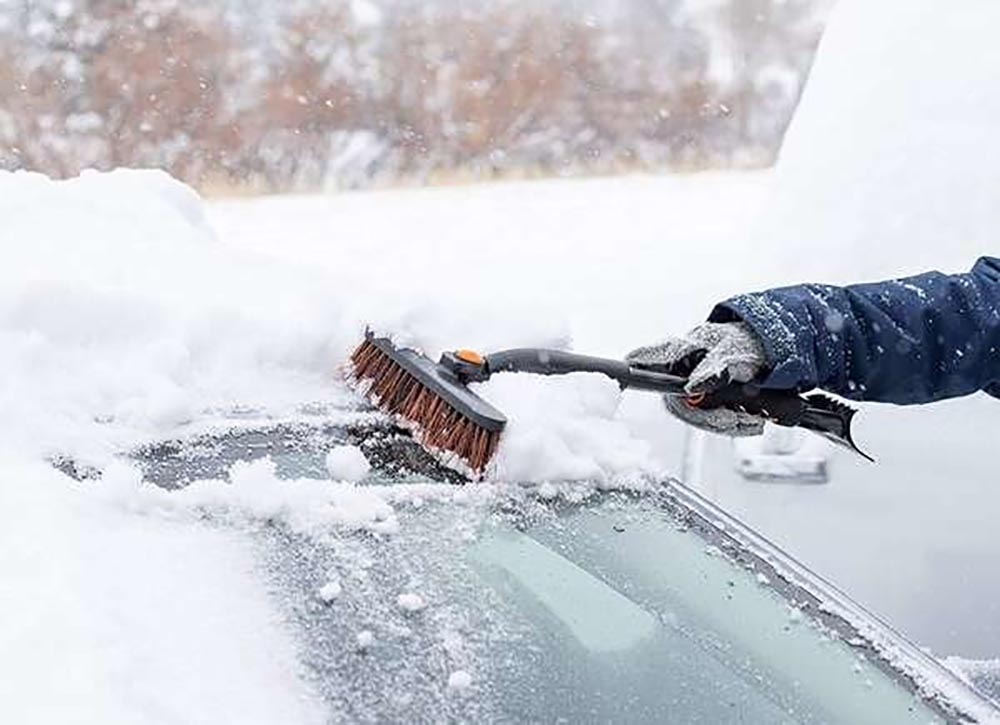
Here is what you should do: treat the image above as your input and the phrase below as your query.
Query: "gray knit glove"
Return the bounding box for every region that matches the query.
[626,322,769,437]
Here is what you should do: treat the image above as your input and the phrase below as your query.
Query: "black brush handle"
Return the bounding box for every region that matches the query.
[483,349,690,393]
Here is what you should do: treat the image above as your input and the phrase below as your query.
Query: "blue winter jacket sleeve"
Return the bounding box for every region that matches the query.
[708,257,1000,404]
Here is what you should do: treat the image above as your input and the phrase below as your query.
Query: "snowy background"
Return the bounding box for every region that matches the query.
[2,0,1000,721]
[0,0,830,191]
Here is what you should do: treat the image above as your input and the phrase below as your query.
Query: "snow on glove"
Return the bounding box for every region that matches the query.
[626,321,769,437]
[626,321,768,394]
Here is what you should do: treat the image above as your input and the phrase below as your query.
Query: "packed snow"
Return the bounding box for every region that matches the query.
[102,458,402,538]
[447,669,473,692]
[318,580,343,603]
[396,593,427,613]
[0,458,325,725]
[356,630,375,650]
[0,169,358,469]
[325,445,371,481]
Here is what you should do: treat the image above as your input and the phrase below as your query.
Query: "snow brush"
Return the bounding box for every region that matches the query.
[349,331,871,477]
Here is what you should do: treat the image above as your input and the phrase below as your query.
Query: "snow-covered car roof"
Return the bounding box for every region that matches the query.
[71,420,998,724]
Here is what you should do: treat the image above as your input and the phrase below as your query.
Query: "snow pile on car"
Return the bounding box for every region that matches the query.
[0,453,328,724]
[0,170,341,722]
[0,169,363,464]
[0,171,332,723]
[0,168,684,484]
[102,458,402,537]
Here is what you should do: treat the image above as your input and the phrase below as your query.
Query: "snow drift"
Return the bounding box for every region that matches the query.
[0,171,338,723]
[2,168,769,484]
[0,169,358,466]
[0,454,327,725]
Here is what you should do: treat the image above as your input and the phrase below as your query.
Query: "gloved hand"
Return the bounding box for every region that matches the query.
[626,322,770,437]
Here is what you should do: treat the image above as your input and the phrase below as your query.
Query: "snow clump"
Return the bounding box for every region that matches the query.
[318,580,343,603]
[447,670,472,692]
[325,445,371,481]
[396,593,426,613]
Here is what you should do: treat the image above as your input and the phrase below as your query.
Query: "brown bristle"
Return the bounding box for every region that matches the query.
[349,339,500,476]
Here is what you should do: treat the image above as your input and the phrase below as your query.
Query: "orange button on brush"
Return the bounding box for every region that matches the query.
[685,392,707,408]
[455,349,485,365]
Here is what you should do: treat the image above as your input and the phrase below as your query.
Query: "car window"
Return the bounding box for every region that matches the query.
[111,424,988,723]
[468,506,944,723]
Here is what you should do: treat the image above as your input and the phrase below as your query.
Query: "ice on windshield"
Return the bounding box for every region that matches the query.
[470,508,941,723]
[105,427,960,723]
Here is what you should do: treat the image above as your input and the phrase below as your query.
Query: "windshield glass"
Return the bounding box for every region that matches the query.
[124,426,960,723]
[466,506,941,723]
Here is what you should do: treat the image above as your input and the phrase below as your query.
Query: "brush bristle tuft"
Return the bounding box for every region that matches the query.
[349,339,500,476]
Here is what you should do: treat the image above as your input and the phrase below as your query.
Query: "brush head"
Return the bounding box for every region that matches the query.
[349,333,506,477]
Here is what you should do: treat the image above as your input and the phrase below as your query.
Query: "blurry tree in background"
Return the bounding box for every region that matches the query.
[0,0,830,193]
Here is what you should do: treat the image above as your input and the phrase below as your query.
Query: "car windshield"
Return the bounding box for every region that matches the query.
[119,424,986,723]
